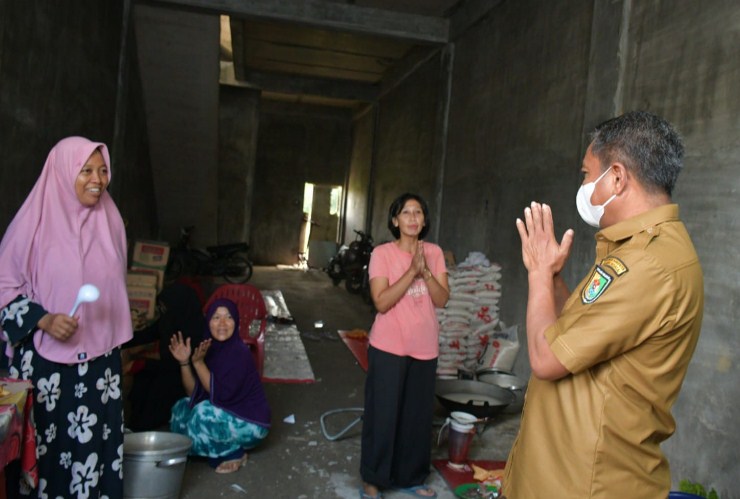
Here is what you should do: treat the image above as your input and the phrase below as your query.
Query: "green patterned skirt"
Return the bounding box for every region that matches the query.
[170,398,269,458]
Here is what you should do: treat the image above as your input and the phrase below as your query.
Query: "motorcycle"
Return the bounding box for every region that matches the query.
[165,225,253,284]
[326,229,373,299]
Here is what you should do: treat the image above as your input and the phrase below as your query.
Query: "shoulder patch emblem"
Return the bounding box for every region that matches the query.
[601,256,628,276]
[581,265,613,304]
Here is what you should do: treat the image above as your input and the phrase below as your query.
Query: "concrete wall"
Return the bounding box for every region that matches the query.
[251,102,352,264]
[619,1,740,490]
[369,54,443,246]
[0,0,155,248]
[440,0,592,339]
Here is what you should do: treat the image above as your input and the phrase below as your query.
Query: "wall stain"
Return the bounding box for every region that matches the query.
[716,354,732,373]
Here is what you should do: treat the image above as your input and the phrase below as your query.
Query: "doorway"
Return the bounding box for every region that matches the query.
[301,183,342,268]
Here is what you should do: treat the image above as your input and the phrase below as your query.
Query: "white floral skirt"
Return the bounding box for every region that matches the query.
[10,343,124,499]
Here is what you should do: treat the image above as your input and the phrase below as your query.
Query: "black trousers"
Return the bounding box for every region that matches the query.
[360,345,437,489]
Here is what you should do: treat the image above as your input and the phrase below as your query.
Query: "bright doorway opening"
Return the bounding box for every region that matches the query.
[300,183,342,268]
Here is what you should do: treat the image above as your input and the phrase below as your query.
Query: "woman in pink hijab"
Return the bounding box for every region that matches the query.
[0,136,132,497]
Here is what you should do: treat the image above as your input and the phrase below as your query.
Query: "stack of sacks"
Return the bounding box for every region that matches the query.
[465,259,503,364]
[436,292,476,376]
[437,252,503,376]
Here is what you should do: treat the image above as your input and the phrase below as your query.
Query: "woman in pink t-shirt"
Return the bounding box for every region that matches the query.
[359,193,449,499]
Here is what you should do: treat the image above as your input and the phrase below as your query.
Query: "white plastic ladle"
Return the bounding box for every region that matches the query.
[69,284,100,316]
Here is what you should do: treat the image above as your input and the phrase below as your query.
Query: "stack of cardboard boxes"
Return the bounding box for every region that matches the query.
[127,240,169,326]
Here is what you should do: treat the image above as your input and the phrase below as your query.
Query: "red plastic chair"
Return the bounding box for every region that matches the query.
[203,284,267,377]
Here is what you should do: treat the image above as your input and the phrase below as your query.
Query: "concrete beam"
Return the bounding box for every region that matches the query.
[151,0,449,44]
[226,18,378,102]
[378,45,443,100]
[449,0,502,41]
[241,69,379,102]
[260,99,353,121]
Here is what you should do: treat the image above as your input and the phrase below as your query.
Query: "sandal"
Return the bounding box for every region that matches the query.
[393,485,437,498]
[214,453,248,474]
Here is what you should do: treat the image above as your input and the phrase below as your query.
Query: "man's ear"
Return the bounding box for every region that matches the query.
[610,162,629,195]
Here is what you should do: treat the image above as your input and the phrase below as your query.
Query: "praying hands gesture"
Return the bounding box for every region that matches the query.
[515,202,572,380]
[515,202,574,276]
[411,240,426,278]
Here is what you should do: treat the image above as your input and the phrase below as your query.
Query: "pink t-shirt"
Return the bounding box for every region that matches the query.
[368,241,447,359]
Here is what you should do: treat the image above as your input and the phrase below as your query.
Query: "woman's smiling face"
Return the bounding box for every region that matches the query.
[75,150,109,207]
[209,306,236,341]
[393,199,425,238]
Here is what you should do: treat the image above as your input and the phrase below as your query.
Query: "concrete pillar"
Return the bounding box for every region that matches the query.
[218,85,260,244]
[569,0,632,273]
[134,5,220,246]
[581,0,631,140]
[431,43,455,243]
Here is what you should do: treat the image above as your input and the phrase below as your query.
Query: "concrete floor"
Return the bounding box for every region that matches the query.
[171,266,521,499]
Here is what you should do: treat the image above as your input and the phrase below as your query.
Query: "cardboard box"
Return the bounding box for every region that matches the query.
[126,271,158,289]
[132,240,170,269]
[127,285,157,320]
[130,266,165,293]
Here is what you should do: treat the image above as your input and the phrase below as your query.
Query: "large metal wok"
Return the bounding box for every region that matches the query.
[476,368,528,414]
[435,379,515,418]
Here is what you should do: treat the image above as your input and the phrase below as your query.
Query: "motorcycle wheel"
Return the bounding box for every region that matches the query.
[223,255,253,283]
[345,273,363,294]
[327,260,343,286]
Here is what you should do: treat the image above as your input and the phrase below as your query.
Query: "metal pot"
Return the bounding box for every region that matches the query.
[475,368,528,413]
[123,431,192,499]
[435,379,515,418]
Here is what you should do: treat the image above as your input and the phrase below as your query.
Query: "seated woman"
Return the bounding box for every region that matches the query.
[169,298,271,473]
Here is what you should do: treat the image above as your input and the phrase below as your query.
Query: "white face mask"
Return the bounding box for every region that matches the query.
[576,167,616,228]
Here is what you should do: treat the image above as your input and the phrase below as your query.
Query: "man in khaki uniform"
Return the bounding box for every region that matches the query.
[503,111,704,498]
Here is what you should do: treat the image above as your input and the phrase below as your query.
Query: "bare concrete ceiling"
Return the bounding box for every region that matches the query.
[149,0,501,110]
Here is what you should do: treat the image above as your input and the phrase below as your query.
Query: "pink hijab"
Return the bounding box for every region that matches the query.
[0,136,132,363]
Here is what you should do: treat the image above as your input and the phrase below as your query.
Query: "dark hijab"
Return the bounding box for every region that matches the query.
[190,298,271,426]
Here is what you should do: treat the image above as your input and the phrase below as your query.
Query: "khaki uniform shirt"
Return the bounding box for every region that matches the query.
[504,204,704,499]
